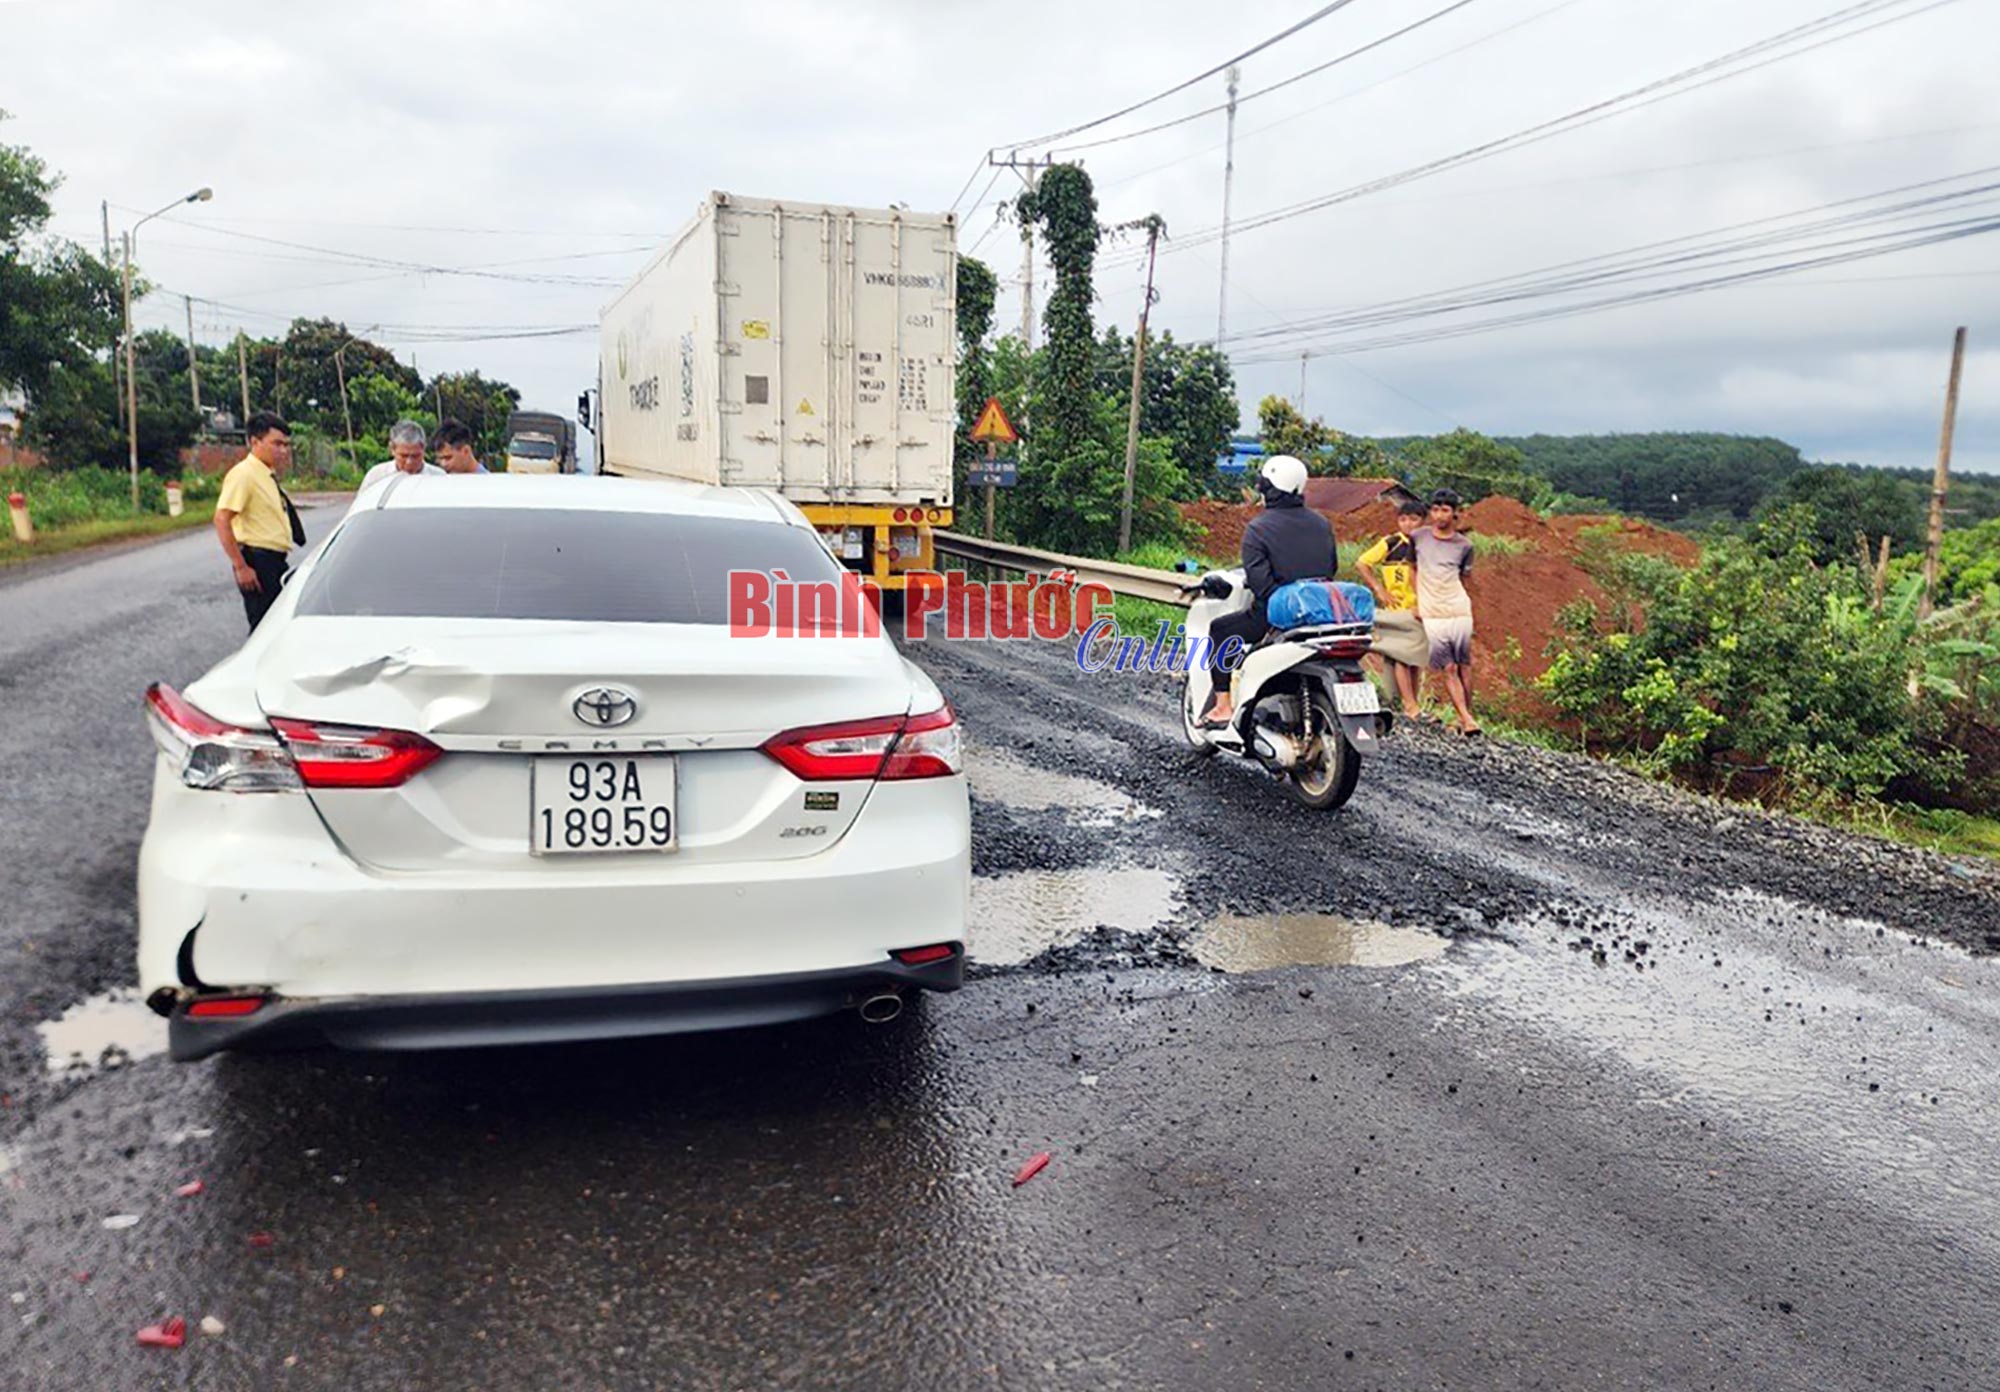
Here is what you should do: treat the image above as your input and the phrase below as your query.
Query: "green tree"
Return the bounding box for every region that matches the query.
[1398,428,1542,503]
[1757,465,1923,564]
[1097,326,1238,493]
[1,113,122,453]
[953,253,1000,497]
[428,370,522,456]
[1257,395,1330,462]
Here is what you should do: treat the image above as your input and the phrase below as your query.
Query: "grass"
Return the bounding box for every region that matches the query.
[0,508,215,568]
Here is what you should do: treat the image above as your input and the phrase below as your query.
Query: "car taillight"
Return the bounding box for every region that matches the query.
[761,703,962,782]
[881,704,962,780]
[269,718,442,789]
[145,683,301,793]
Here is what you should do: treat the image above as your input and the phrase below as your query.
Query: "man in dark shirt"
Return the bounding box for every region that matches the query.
[1204,455,1339,726]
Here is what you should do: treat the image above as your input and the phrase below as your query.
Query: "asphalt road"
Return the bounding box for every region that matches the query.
[3,518,1999,1390]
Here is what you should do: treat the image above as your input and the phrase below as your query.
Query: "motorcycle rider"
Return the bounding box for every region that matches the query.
[1203,454,1340,727]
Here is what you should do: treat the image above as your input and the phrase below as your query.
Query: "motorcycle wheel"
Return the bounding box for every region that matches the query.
[1182,681,1219,757]
[1286,689,1362,810]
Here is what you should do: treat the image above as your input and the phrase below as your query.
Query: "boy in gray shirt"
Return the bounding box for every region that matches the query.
[1412,488,1479,736]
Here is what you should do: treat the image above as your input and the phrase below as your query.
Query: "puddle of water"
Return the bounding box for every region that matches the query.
[1192,913,1449,973]
[966,745,1162,829]
[971,866,1181,966]
[38,990,169,1074]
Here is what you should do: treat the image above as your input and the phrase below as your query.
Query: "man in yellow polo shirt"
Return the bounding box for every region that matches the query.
[214,411,300,630]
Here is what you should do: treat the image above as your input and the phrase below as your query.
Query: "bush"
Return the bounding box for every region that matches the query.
[0,465,169,529]
[1538,518,1933,802]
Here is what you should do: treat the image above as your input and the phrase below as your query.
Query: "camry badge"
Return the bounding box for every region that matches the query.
[572,686,639,728]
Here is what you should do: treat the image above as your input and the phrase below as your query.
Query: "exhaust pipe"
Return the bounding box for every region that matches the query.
[858,991,904,1024]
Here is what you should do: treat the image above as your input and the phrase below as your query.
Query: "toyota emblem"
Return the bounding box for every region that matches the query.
[572,686,638,728]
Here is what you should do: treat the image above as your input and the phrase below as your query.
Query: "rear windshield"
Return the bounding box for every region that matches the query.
[294,507,845,624]
[510,438,558,458]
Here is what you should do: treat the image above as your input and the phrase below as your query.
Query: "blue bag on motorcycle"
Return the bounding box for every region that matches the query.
[1266,579,1375,630]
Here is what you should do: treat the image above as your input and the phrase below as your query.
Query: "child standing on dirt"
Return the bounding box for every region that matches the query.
[1413,488,1480,737]
[1356,501,1428,720]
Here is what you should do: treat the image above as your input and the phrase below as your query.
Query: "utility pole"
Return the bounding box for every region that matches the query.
[1217,66,1240,347]
[334,342,357,465]
[1119,215,1164,554]
[121,232,140,507]
[1919,325,1968,621]
[183,295,202,422]
[103,201,120,418]
[989,154,1051,348]
[237,332,251,422]
[1298,352,1309,411]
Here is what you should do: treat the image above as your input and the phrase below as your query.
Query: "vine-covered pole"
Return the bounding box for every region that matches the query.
[1119,214,1165,554]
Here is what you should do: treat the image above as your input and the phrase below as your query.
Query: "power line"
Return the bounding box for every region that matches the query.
[1231,214,2000,360]
[1106,0,1965,266]
[994,0,1367,152]
[1223,166,2000,349]
[1054,0,1486,157]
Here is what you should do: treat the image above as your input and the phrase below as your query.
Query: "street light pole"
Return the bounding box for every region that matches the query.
[120,186,213,507]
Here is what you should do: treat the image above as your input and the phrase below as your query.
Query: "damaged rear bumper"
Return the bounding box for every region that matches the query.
[168,952,963,1061]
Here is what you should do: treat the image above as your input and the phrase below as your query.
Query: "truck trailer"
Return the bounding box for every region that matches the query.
[597,192,956,588]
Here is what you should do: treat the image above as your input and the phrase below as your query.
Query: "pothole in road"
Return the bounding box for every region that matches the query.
[966,746,1162,829]
[970,866,1182,966]
[1191,912,1449,972]
[39,989,169,1074]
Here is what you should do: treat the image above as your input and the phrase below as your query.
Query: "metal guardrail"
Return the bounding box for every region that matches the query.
[930,531,1191,606]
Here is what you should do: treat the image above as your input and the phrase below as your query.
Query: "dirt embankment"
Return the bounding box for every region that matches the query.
[1180,494,1699,715]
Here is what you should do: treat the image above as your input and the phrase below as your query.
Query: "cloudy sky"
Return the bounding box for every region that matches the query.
[6,0,1997,471]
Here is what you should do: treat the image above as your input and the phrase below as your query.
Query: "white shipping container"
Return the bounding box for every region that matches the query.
[599,193,957,508]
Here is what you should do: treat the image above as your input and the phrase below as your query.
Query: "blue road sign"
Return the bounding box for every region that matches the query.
[969,459,1017,488]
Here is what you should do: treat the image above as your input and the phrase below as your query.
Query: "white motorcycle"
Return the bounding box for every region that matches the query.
[1179,569,1390,810]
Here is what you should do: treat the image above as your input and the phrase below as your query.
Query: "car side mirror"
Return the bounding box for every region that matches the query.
[577,392,592,429]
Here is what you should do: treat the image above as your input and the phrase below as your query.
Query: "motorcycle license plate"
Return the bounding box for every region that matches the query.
[1333,682,1381,716]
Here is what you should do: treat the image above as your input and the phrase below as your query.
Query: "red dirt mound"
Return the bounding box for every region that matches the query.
[1548,513,1702,566]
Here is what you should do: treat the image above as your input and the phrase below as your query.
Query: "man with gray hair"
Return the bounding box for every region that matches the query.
[357,419,444,493]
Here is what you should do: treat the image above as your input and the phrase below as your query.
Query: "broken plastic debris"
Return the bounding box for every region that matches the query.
[1079,1073,1099,1088]
[1012,1151,1052,1187]
[200,1315,226,1337]
[369,1303,386,1318]
[136,1317,187,1349]
[101,1214,140,1231]
[174,1179,204,1198]
[247,1232,275,1249]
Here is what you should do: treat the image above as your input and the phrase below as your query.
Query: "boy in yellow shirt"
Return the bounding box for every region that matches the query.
[1356,500,1426,719]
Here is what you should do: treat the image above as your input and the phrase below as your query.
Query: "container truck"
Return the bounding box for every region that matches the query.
[597,191,956,588]
[503,410,575,474]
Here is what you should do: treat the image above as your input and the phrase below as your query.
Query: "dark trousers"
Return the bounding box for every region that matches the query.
[240,546,290,631]
[1209,601,1268,696]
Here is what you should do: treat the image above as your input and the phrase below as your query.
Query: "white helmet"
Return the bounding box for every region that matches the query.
[1259,454,1308,497]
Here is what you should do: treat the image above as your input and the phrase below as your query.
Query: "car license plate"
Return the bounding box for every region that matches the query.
[1333,681,1381,716]
[531,756,676,855]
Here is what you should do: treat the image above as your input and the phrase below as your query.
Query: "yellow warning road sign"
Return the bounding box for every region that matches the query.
[969,396,1017,444]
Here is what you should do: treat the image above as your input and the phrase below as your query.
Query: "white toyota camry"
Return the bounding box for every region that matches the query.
[139,475,969,1060]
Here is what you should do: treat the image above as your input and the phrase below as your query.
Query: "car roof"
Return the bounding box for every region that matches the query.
[367,473,799,525]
